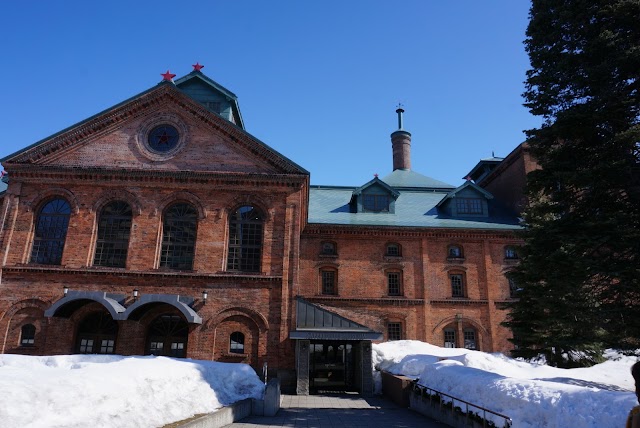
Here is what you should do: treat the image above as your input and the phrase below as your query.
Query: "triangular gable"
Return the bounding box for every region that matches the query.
[436,180,494,208]
[290,297,382,340]
[1,77,308,177]
[351,176,400,198]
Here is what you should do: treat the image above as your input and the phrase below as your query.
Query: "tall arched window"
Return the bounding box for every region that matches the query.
[227,205,263,272]
[30,198,71,265]
[160,203,197,270]
[94,201,132,268]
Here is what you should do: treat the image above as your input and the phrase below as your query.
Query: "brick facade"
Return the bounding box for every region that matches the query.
[0,71,522,393]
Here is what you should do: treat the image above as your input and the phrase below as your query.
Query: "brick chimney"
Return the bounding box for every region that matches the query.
[391,107,411,171]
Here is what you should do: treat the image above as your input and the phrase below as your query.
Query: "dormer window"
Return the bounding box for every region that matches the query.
[363,193,390,213]
[350,177,399,214]
[456,198,483,214]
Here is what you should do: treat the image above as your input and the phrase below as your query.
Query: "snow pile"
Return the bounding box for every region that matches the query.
[0,354,264,428]
[373,341,638,428]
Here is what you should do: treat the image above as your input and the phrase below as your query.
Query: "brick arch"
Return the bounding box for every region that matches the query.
[157,191,207,219]
[432,315,489,337]
[210,310,264,368]
[91,189,142,216]
[26,188,80,214]
[0,299,49,354]
[205,307,269,333]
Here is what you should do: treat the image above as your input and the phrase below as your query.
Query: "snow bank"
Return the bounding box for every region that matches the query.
[0,354,264,428]
[373,340,638,428]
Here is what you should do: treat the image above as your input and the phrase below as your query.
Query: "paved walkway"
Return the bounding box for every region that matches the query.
[224,393,449,427]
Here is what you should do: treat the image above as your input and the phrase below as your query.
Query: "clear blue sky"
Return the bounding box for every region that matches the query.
[1,0,539,187]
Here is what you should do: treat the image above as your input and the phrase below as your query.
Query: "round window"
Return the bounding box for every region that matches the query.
[147,125,179,152]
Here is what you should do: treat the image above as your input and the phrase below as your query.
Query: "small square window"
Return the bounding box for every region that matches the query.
[230,332,245,354]
[321,242,337,255]
[388,322,402,341]
[505,246,519,260]
[448,245,463,258]
[386,244,401,257]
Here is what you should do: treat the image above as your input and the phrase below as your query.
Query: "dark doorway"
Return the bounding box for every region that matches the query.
[310,341,355,392]
[75,311,118,354]
[145,314,188,358]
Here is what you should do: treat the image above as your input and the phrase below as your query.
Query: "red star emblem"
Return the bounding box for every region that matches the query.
[374,173,379,178]
[161,70,176,81]
[192,62,204,71]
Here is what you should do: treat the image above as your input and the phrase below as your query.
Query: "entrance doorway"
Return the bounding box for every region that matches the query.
[309,341,355,392]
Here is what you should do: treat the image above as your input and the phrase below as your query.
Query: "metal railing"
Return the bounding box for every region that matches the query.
[413,382,512,428]
[262,362,268,385]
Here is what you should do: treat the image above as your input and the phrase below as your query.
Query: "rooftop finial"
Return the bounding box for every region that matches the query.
[192,62,204,72]
[396,103,405,130]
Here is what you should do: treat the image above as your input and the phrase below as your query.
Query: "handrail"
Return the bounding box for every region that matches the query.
[413,382,512,428]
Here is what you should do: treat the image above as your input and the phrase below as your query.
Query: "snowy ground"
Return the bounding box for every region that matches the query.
[1,344,637,428]
[0,354,264,428]
[373,340,638,428]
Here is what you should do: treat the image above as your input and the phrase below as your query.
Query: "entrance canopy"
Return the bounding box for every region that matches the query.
[290,297,382,341]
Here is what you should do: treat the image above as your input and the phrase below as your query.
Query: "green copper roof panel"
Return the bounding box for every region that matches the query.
[381,169,455,190]
[308,186,520,230]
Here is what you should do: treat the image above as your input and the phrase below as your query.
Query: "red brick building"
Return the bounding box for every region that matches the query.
[0,69,522,394]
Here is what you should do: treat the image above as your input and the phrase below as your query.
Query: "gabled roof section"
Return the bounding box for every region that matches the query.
[464,155,504,184]
[351,176,400,198]
[436,180,494,208]
[0,76,308,177]
[175,70,245,129]
[290,297,383,340]
[381,169,455,190]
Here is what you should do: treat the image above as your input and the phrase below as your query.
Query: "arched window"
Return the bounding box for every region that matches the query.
[320,241,337,256]
[146,314,188,358]
[385,243,401,257]
[450,272,466,297]
[444,328,456,348]
[464,328,477,350]
[160,203,197,270]
[75,312,118,354]
[320,267,338,295]
[448,245,463,259]
[387,270,403,296]
[94,201,132,268]
[20,324,36,347]
[505,246,519,260]
[230,332,245,354]
[30,198,71,265]
[227,205,263,272]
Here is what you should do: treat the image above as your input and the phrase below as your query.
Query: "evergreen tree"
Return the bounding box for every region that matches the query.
[504,0,640,367]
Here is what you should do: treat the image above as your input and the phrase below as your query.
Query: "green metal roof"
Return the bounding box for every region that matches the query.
[380,169,455,190]
[308,185,520,230]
